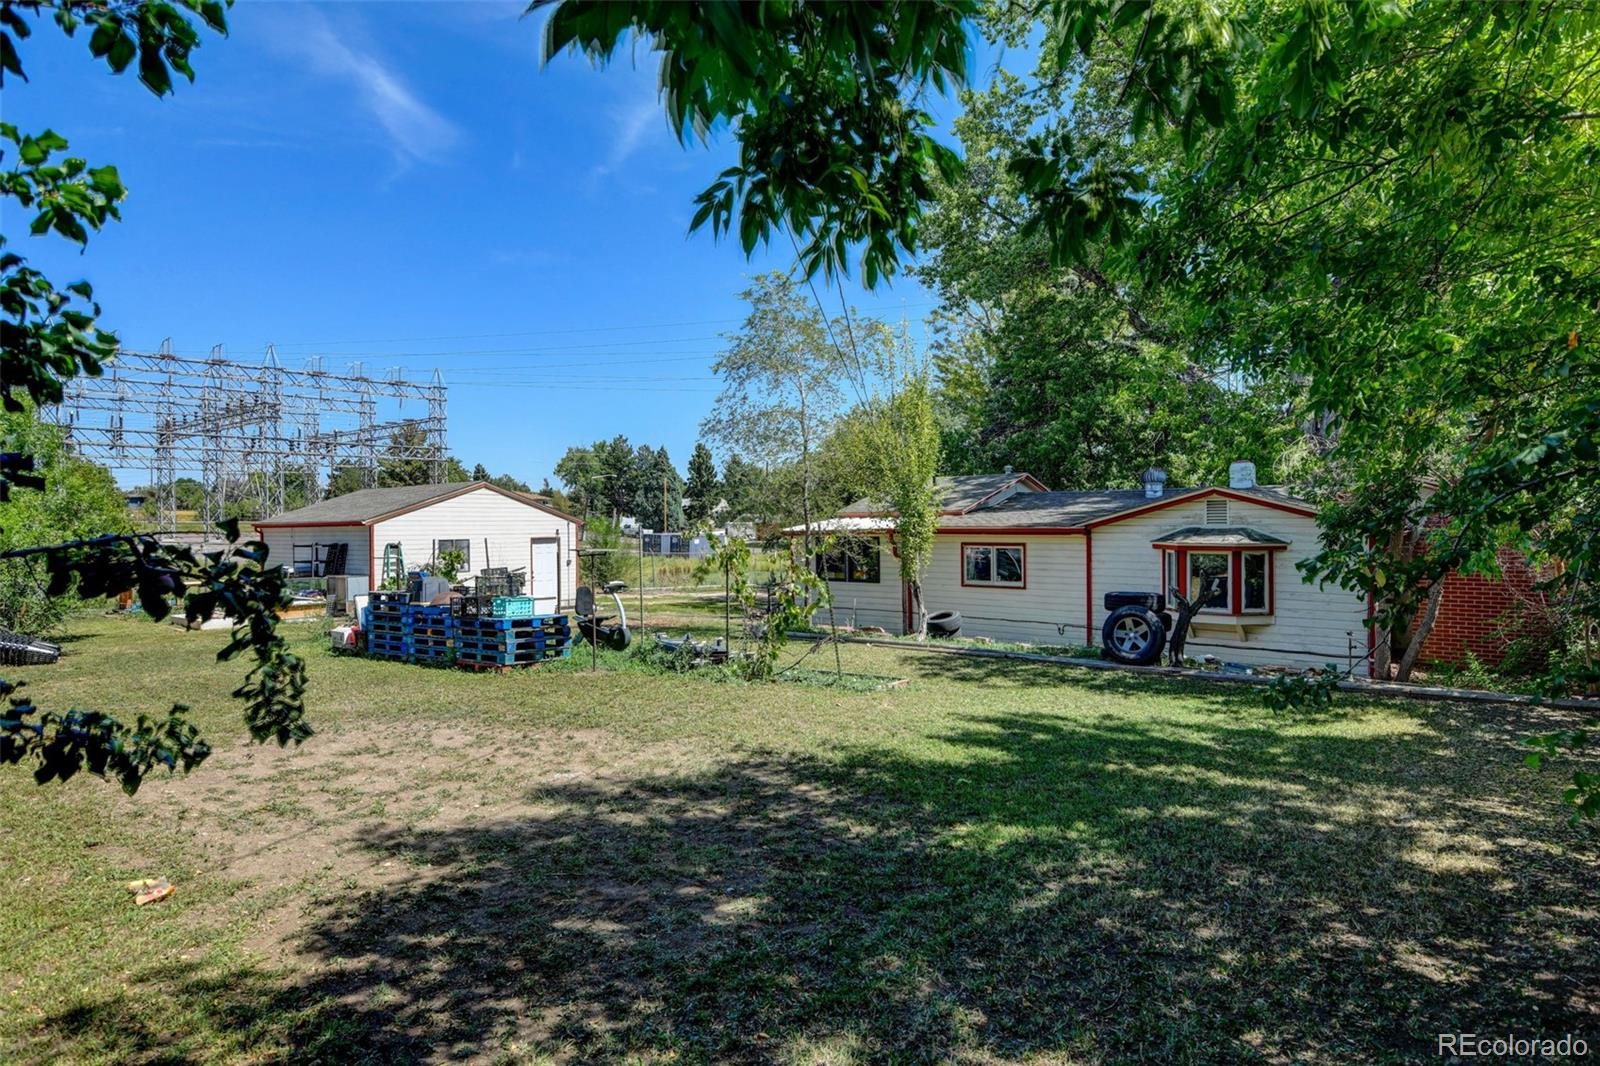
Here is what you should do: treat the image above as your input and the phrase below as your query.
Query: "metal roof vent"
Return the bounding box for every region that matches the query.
[1206,499,1229,525]
[1228,460,1257,489]
[1142,468,1168,499]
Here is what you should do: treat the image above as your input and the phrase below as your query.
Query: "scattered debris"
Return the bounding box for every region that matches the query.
[0,629,61,666]
[126,877,175,905]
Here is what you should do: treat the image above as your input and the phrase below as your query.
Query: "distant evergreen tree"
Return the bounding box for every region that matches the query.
[684,442,721,524]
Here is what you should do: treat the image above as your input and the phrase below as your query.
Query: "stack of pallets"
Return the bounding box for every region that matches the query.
[405,604,456,665]
[366,590,410,660]
[455,613,573,671]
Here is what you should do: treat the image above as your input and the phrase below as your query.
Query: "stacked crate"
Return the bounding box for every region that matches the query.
[366,590,410,660]
[405,604,456,665]
[455,613,574,670]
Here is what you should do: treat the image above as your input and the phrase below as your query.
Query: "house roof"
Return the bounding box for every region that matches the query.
[792,482,1314,537]
[253,481,580,527]
[841,473,1049,516]
[1150,525,1292,548]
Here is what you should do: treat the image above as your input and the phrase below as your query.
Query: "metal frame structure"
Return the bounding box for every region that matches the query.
[44,343,447,532]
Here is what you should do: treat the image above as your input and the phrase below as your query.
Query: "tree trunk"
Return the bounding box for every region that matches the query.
[1373,606,1393,681]
[798,387,813,560]
[1395,577,1447,682]
[907,578,926,640]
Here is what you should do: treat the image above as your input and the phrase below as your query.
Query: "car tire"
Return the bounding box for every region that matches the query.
[926,610,962,637]
[1101,606,1166,666]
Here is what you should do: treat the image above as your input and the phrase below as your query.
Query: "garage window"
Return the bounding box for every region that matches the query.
[435,538,471,571]
[962,544,1025,588]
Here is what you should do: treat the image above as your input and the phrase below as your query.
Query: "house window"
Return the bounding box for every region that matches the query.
[1165,550,1180,599]
[963,544,1025,588]
[436,538,471,570]
[818,541,880,583]
[1242,551,1269,612]
[1188,551,1231,611]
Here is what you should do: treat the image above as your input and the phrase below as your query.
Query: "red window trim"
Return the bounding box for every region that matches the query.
[1157,547,1275,616]
[960,542,1027,589]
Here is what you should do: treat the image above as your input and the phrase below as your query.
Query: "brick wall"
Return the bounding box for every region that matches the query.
[1414,547,1546,666]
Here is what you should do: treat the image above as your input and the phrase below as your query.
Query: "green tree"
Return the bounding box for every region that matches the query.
[684,441,721,524]
[916,70,1295,490]
[1,0,311,794]
[627,444,684,531]
[470,462,490,482]
[0,408,131,631]
[704,273,851,552]
[832,327,942,637]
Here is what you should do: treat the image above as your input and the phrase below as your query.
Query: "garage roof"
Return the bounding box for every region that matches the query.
[254,481,579,527]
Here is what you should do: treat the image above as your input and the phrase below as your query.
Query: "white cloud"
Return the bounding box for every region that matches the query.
[592,96,663,179]
[293,10,462,165]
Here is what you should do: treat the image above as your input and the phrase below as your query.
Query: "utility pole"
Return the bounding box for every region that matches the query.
[661,473,668,533]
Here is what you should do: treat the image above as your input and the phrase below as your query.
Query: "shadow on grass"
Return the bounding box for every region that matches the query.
[32,709,1598,1064]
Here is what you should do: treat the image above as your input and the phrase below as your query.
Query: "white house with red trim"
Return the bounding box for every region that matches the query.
[797,467,1371,670]
[252,482,582,613]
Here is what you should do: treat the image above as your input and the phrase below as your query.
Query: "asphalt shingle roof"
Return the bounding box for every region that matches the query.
[843,474,1035,516]
[254,483,474,526]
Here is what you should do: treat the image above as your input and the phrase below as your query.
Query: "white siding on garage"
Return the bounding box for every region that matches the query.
[820,536,905,632]
[258,524,369,579]
[370,487,579,606]
[1090,495,1367,669]
[921,534,1088,646]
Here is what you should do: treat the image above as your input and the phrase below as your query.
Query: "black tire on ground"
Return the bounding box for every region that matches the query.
[1101,606,1166,666]
[926,610,962,637]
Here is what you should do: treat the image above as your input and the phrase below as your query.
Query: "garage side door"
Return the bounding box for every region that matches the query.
[530,537,560,614]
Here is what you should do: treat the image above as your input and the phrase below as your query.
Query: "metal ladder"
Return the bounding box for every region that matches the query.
[380,542,406,590]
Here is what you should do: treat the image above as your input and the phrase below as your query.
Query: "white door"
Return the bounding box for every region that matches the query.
[529,537,560,615]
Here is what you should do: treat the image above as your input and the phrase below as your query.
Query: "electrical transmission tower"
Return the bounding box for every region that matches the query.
[44,343,448,533]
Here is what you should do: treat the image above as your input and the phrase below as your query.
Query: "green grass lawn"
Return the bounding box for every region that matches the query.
[1,615,1595,1064]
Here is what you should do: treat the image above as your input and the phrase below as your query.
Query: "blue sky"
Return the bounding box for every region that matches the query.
[8,1,988,489]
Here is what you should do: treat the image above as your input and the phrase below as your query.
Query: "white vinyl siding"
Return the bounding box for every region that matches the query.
[258,524,368,579]
[371,487,580,607]
[922,535,1087,645]
[1091,495,1367,669]
[821,537,902,631]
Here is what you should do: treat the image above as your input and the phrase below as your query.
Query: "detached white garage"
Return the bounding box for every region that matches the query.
[253,482,582,612]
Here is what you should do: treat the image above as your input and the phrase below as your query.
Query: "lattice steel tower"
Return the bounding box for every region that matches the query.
[45,345,448,533]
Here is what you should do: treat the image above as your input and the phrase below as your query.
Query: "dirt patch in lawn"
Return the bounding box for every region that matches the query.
[164,720,716,977]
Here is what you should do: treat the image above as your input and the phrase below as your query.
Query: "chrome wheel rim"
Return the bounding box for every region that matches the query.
[1112,616,1151,654]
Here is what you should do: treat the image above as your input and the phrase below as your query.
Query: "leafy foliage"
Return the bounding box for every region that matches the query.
[1524,723,1600,825]
[536,0,971,286]
[0,519,311,792]
[1,0,318,794]
[0,408,131,631]
[1263,669,1340,714]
